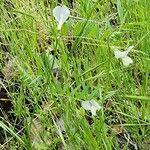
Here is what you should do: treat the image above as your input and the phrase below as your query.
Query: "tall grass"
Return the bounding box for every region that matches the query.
[0,0,150,149]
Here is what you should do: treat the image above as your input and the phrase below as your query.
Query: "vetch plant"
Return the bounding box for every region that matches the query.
[81,100,101,117]
[53,5,70,30]
[114,46,134,67]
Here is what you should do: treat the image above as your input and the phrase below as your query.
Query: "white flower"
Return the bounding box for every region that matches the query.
[81,100,101,116]
[114,46,134,67]
[53,5,70,30]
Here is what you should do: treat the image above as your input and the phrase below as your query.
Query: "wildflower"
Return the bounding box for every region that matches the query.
[114,46,134,67]
[53,5,70,30]
[81,100,101,116]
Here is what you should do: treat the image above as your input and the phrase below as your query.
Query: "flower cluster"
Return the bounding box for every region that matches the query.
[52,5,135,67]
[52,5,135,118]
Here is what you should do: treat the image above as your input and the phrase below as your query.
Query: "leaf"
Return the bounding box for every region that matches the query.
[125,95,150,101]
[0,121,24,144]
[105,91,117,100]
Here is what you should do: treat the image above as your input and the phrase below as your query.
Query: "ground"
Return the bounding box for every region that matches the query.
[0,0,150,150]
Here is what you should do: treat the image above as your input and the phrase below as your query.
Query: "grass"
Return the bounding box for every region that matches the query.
[0,0,150,149]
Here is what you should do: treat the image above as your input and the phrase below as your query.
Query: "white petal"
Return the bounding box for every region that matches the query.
[126,46,134,53]
[122,56,133,66]
[114,50,127,59]
[90,100,101,110]
[81,101,91,111]
[53,5,70,29]
[81,100,101,116]
[91,109,97,116]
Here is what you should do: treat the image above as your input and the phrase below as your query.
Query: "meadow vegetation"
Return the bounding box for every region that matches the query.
[0,0,150,149]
